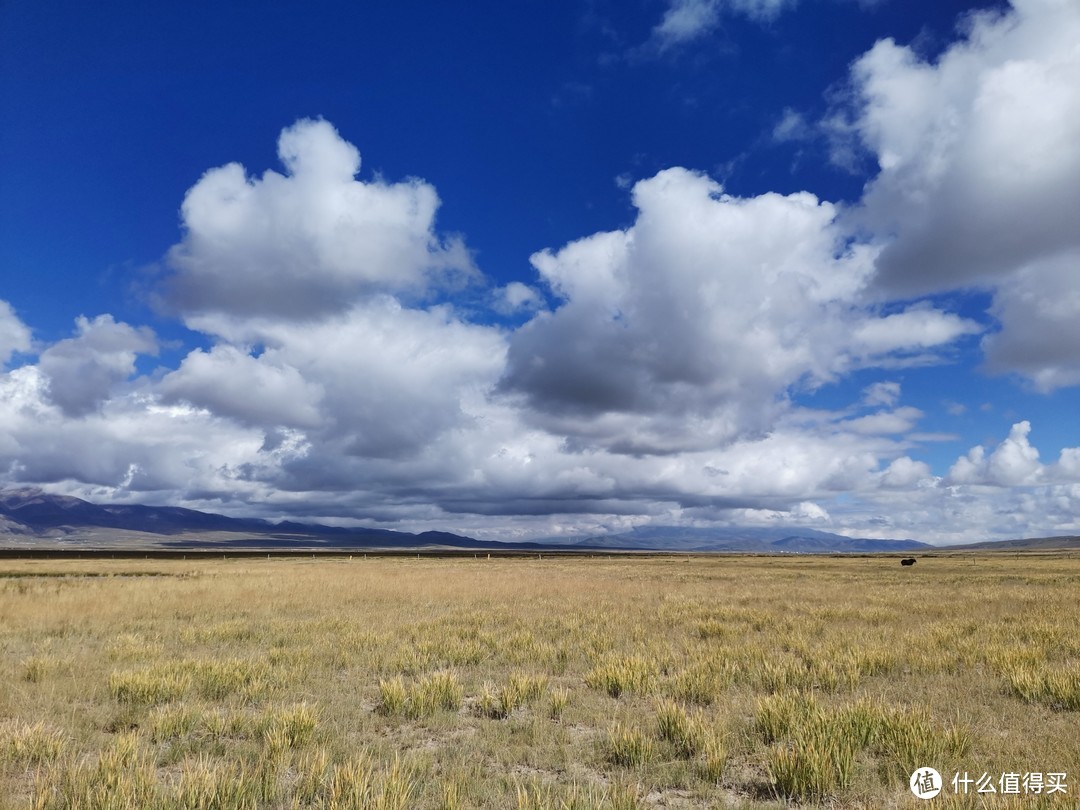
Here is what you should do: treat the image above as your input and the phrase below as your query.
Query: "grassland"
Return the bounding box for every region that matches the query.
[1,552,1078,808]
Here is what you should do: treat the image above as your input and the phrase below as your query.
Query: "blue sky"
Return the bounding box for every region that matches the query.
[2,0,1079,544]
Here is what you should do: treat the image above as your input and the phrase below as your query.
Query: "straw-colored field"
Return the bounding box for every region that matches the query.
[1,553,1077,808]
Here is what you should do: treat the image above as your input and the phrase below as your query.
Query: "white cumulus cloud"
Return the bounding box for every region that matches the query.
[501,167,977,455]
[162,118,475,321]
[820,0,1080,394]
[840,0,1080,295]
[948,421,1043,487]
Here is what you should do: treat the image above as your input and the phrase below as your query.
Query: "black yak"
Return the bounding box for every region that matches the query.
[900,558,917,566]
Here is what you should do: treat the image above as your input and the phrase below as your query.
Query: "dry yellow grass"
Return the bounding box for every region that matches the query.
[0,552,1077,808]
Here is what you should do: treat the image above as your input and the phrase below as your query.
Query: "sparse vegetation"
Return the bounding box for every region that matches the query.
[1,552,1078,807]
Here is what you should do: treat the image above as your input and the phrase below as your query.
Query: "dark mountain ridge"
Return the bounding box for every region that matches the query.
[0,488,621,552]
[0,488,474,548]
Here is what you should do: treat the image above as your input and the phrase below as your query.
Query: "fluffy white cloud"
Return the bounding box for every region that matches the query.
[948,421,1043,487]
[880,456,932,489]
[840,0,1080,296]
[1058,448,1080,479]
[147,121,509,491]
[0,300,31,366]
[850,306,981,356]
[501,167,977,454]
[162,118,475,320]
[819,0,1080,393]
[38,315,157,417]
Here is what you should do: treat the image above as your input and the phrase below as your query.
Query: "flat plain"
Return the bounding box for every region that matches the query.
[1,552,1078,808]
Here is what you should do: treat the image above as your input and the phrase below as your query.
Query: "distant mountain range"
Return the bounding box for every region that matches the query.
[563,525,933,553]
[945,535,1080,551]
[2,488,1077,553]
[0,488,503,551]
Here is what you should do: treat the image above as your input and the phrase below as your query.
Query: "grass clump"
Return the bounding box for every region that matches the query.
[766,727,856,803]
[699,733,727,783]
[412,670,465,716]
[549,686,570,721]
[378,677,409,716]
[379,671,463,718]
[585,655,655,698]
[754,691,819,744]
[324,756,415,810]
[759,656,859,694]
[477,673,547,719]
[606,723,655,768]
[109,665,192,705]
[756,693,973,799]
[509,672,548,702]
[148,704,201,742]
[1004,663,1080,711]
[654,698,705,758]
[169,756,262,809]
[667,660,733,705]
[376,756,416,810]
[875,705,970,782]
[327,757,374,809]
[0,720,67,766]
[34,733,157,809]
[191,658,272,701]
[22,655,53,683]
[515,779,643,810]
[261,702,318,749]
[294,746,331,804]
[758,694,858,801]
